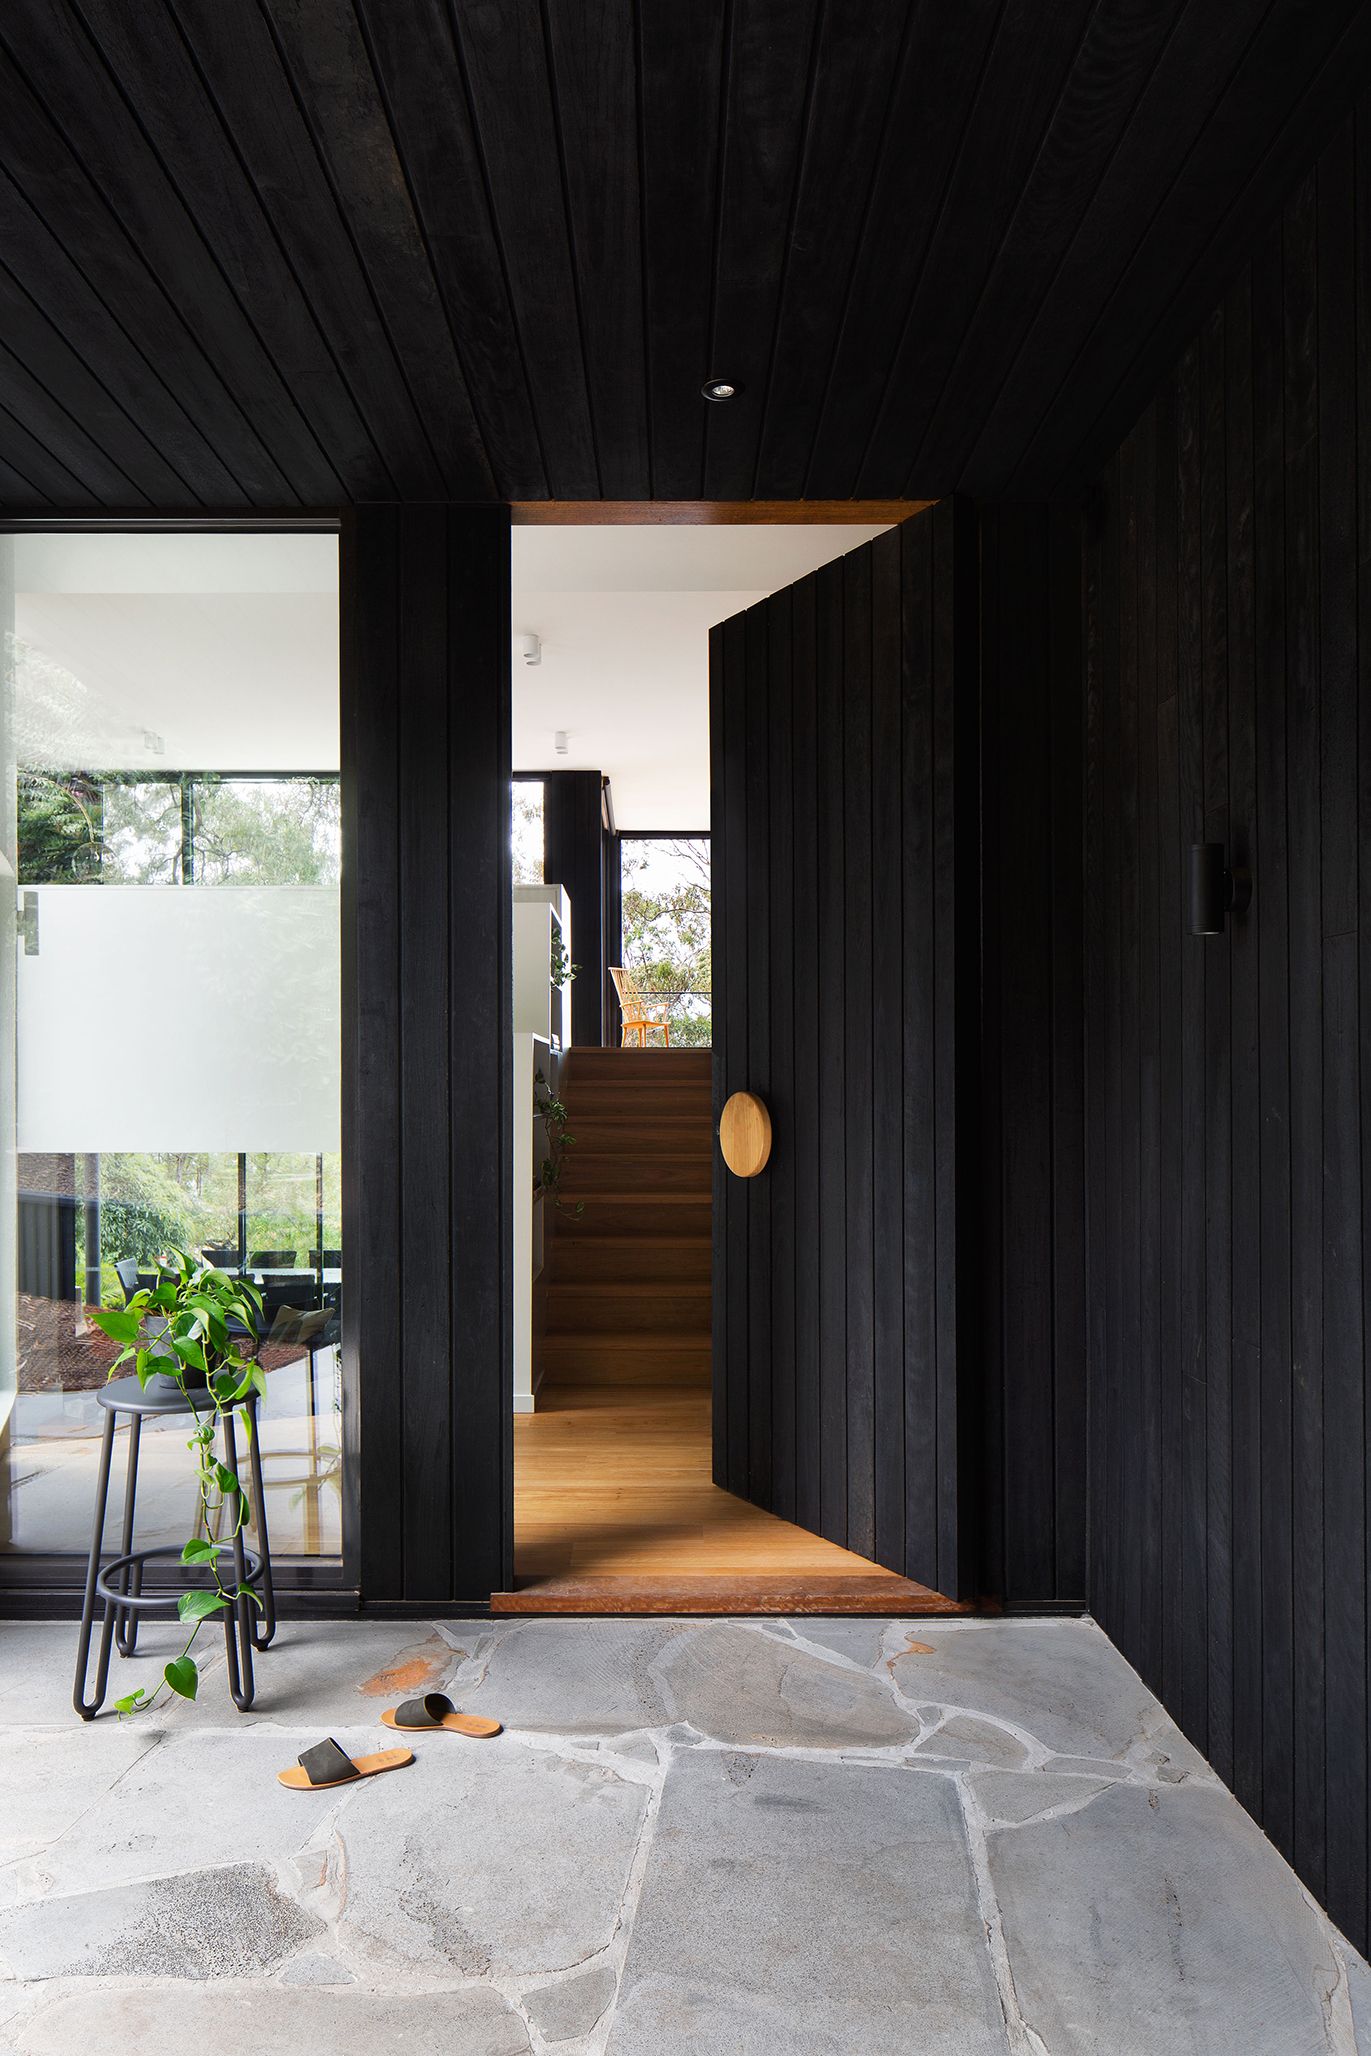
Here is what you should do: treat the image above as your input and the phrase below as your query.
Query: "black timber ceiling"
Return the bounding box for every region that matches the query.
[0,0,1367,511]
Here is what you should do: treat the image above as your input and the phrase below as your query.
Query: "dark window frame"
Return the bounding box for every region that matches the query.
[611,830,713,1035]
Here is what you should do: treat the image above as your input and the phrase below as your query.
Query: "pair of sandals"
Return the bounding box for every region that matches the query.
[277,1692,502,1790]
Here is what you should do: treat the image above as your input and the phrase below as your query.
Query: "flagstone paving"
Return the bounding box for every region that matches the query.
[0,1614,1366,2053]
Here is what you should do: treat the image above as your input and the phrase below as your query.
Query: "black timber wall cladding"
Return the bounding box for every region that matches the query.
[342,503,513,1605]
[1084,101,1371,1952]
[542,770,605,1046]
[710,501,983,1601]
[979,504,1088,1609]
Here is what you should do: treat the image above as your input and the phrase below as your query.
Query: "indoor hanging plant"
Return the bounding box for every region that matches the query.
[88,1249,268,1714]
[549,926,578,993]
[534,1067,583,1217]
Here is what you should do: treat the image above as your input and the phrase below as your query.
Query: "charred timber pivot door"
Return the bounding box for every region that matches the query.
[710,501,980,1601]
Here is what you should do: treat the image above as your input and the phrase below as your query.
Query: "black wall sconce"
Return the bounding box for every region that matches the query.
[1188,843,1252,935]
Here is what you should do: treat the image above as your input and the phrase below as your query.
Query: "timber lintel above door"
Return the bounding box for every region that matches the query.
[510,502,936,526]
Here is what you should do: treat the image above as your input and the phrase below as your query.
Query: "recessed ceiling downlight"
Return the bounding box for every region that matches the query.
[701,378,738,402]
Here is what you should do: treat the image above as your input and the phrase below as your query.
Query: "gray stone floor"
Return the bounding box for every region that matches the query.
[1,1613,1368,2053]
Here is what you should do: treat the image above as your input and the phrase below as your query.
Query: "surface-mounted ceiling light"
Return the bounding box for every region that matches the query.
[554,730,569,757]
[701,378,738,402]
[516,632,541,666]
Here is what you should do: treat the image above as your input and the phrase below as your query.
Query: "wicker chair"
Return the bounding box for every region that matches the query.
[610,965,671,1047]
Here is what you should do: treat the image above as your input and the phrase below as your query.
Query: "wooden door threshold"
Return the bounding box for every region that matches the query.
[491,1573,980,1616]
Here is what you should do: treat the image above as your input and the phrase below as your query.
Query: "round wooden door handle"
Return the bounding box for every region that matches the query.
[719,1091,772,1177]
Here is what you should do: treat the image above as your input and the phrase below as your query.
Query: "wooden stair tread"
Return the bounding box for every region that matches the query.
[566,1050,711,1064]
[567,1094,712,1110]
[555,1233,710,1248]
[543,1329,711,1349]
[550,1279,710,1296]
[541,1054,713,1396]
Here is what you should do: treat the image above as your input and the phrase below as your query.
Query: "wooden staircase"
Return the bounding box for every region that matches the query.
[542,1048,712,1388]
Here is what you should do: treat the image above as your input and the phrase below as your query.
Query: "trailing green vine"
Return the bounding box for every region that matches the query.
[549,927,578,991]
[534,1068,584,1217]
[89,1249,268,1715]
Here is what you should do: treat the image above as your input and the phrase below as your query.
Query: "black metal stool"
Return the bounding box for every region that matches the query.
[73,1374,277,1720]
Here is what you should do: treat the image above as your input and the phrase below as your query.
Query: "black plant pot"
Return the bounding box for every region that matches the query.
[143,1363,211,1404]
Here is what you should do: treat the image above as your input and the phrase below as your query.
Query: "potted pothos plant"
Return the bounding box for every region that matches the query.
[88,1249,268,1715]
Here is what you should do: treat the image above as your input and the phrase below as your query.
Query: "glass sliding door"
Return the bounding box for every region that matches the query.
[0,530,346,1574]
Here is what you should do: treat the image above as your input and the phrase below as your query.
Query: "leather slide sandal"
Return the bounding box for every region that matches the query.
[381,1691,502,1739]
[278,1736,415,1789]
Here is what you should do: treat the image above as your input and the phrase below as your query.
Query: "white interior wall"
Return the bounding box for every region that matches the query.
[511,522,888,828]
[12,532,339,775]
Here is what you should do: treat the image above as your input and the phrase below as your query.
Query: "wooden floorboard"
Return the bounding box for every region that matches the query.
[502,1383,970,1615]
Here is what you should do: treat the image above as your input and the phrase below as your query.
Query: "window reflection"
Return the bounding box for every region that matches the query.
[0,533,343,1566]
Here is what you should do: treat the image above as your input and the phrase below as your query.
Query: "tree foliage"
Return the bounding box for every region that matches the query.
[18,770,342,887]
[191,776,340,885]
[620,838,711,1047]
[17,769,104,882]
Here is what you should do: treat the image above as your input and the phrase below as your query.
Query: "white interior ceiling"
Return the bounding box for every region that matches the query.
[511,523,889,828]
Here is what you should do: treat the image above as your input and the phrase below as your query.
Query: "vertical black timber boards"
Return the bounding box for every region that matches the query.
[1200,301,1233,1789]
[978,502,1088,1608]
[1048,501,1088,1610]
[744,601,772,1512]
[939,499,984,1603]
[710,495,1087,1604]
[449,508,515,1603]
[708,623,728,1492]
[721,609,750,1502]
[901,513,938,1584]
[709,501,984,1599]
[870,527,905,1570]
[791,574,822,1537]
[342,505,401,1603]
[343,503,512,1605]
[768,589,797,1523]
[1226,270,1262,1823]
[843,544,875,1562]
[542,771,605,1045]
[1084,99,1371,1956]
[1317,114,1364,1948]
[815,556,847,1545]
[1253,208,1295,1866]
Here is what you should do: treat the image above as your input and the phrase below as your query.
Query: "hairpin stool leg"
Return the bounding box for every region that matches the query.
[73,1410,118,1720]
[114,1413,143,1658]
[219,1408,255,1712]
